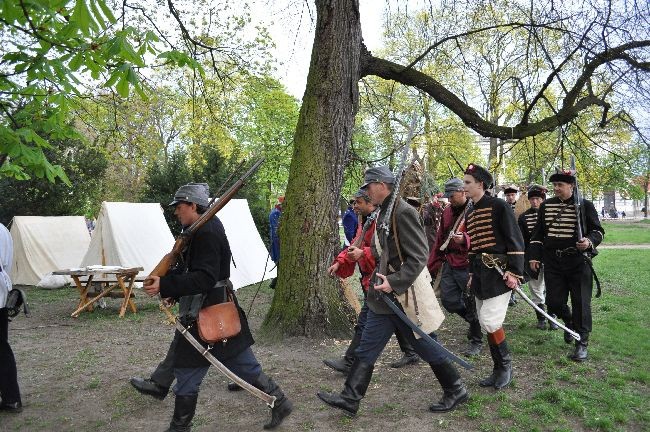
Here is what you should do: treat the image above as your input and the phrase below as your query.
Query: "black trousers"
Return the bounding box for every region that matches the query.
[0,308,21,404]
[151,333,180,389]
[543,251,593,341]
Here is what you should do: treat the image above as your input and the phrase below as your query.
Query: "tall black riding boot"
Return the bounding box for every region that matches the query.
[493,340,513,390]
[317,359,374,417]
[479,331,512,390]
[165,394,198,432]
[428,360,469,412]
[323,329,361,375]
[253,372,293,430]
[535,304,547,330]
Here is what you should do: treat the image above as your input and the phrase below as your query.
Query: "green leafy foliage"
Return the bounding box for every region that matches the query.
[0,132,108,225]
[0,0,191,182]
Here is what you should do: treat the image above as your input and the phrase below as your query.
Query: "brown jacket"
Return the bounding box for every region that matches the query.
[367,196,429,315]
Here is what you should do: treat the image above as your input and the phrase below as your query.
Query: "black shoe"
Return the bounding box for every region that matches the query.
[548,316,559,330]
[462,341,482,357]
[317,360,374,417]
[570,343,588,362]
[428,361,469,412]
[0,401,22,413]
[390,353,419,368]
[508,293,517,307]
[130,377,169,400]
[323,357,352,374]
[165,394,197,432]
[536,319,547,330]
[227,381,243,391]
[253,372,293,429]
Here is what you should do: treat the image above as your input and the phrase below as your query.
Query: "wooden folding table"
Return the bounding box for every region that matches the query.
[53,267,144,318]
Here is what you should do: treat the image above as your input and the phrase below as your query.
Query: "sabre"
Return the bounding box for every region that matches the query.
[175,318,277,407]
[480,254,580,341]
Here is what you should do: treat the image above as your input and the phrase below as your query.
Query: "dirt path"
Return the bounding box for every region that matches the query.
[599,244,650,249]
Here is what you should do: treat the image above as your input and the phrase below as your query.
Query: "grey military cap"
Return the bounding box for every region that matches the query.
[169,182,210,207]
[360,166,395,189]
[443,178,464,198]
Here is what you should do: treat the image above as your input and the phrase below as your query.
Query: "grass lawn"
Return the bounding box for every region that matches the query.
[477,249,649,431]
[601,220,650,244]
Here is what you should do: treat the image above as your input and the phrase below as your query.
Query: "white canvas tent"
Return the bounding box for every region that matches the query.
[10,216,91,286]
[217,199,276,289]
[80,200,275,289]
[80,202,175,277]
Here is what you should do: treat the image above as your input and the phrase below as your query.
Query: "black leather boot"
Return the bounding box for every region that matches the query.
[390,352,419,368]
[535,304,547,330]
[391,329,419,368]
[570,340,588,362]
[253,372,293,430]
[479,341,513,390]
[428,360,469,412]
[165,394,198,432]
[317,360,374,417]
[478,344,498,388]
[323,330,360,375]
[492,340,513,390]
[129,377,169,400]
[227,381,243,391]
[462,319,483,356]
[0,401,22,413]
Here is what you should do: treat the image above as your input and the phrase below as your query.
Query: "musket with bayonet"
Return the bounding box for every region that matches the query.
[569,156,602,297]
[144,159,276,407]
[569,156,584,239]
[374,115,473,370]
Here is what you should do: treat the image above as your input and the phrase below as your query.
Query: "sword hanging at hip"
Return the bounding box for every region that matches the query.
[175,319,277,407]
[480,254,581,341]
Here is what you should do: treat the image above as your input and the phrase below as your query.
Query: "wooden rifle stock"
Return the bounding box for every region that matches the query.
[145,158,264,286]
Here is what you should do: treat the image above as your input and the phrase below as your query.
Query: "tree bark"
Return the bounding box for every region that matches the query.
[262,0,362,337]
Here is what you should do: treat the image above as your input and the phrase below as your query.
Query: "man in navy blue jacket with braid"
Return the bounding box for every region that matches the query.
[528,169,604,362]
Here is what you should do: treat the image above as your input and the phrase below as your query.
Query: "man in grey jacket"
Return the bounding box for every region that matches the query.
[317,166,468,417]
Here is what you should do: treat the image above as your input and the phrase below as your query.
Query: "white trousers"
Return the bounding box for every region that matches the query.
[475,290,511,333]
[527,270,546,305]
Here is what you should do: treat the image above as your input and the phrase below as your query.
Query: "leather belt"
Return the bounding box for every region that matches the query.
[554,247,578,257]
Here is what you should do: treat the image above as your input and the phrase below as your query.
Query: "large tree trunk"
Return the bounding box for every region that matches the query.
[262,0,362,337]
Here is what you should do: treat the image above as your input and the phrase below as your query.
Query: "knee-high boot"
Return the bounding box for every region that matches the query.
[479,328,512,390]
[253,372,293,430]
[165,394,198,432]
[428,360,469,412]
[317,359,374,417]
